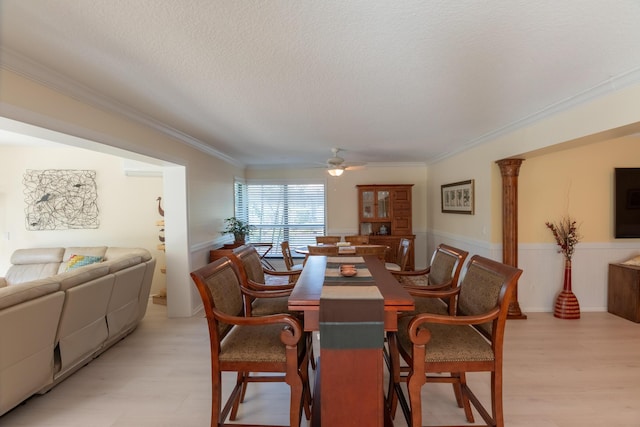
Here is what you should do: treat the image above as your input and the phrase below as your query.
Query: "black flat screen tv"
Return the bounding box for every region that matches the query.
[615,168,640,238]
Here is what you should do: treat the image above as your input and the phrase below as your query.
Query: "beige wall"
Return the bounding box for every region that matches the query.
[0,144,167,295]
[1,69,244,316]
[520,135,640,243]
[428,83,640,245]
[427,83,640,312]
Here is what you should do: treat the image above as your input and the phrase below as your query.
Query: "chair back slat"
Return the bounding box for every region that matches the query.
[281,241,296,270]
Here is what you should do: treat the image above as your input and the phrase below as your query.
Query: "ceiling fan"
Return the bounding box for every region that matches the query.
[325,147,366,176]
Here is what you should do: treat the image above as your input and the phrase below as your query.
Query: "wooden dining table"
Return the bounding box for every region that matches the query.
[288,255,414,427]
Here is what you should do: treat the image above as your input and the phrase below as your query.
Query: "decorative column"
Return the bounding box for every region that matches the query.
[496,158,527,319]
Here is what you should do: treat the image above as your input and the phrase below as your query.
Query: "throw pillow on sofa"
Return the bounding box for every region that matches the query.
[63,254,104,271]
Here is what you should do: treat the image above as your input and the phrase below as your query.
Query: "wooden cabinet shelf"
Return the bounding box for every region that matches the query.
[356,184,415,270]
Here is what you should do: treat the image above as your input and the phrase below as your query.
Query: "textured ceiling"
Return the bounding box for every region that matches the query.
[2,0,640,168]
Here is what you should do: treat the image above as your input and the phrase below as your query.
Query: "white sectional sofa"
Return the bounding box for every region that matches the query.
[0,246,156,416]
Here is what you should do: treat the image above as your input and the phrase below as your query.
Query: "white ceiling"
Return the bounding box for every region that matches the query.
[2,1,640,168]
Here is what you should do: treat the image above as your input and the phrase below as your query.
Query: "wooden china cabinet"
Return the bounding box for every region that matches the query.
[356,184,415,270]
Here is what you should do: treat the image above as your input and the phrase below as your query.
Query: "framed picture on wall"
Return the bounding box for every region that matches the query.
[441,179,474,214]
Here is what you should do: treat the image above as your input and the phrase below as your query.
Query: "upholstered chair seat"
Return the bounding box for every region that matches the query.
[219,322,306,363]
[396,321,495,364]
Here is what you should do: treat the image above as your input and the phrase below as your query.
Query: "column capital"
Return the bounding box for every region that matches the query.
[496,158,524,177]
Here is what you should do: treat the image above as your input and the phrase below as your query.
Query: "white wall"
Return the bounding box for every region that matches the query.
[0,143,167,296]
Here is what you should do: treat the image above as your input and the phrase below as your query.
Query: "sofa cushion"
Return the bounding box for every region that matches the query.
[0,289,65,416]
[10,248,64,265]
[105,247,152,262]
[63,255,104,272]
[6,248,65,286]
[0,279,60,310]
[57,263,111,291]
[105,256,143,274]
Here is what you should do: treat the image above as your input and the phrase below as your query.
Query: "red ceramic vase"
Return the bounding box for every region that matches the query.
[553,258,580,319]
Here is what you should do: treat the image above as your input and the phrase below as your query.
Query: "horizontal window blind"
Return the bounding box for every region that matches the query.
[245,182,325,257]
[234,179,248,223]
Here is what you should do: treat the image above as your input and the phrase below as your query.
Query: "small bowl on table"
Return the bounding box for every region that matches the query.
[340,264,357,277]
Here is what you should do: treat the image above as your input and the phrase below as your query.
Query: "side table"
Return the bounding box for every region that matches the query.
[608,262,640,322]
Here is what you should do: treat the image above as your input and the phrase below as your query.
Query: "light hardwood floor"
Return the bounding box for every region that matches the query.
[2,303,640,426]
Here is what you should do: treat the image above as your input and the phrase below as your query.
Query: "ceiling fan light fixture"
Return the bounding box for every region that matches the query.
[327,167,344,177]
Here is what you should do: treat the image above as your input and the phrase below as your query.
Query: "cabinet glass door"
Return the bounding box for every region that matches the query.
[377,190,390,219]
[362,190,374,218]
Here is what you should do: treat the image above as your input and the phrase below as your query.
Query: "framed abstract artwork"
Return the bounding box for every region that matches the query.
[23,169,99,230]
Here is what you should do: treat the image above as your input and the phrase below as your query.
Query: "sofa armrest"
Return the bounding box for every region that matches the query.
[0,277,6,288]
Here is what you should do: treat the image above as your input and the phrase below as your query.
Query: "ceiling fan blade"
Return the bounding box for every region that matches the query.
[343,161,366,167]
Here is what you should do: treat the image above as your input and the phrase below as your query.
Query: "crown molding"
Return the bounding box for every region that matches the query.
[428,66,640,164]
[6,46,639,169]
[0,47,245,168]
[247,161,427,170]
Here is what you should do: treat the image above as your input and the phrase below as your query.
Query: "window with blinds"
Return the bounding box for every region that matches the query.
[241,181,326,257]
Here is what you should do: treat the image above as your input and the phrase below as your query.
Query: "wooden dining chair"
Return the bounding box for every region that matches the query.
[230,245,317,372]
[385,238,412,271]
[307,245,339,256]
[229,245,298,316]
[344,235,369,245]
[281,241,304,283]
[387,255,523,427]
[392,244,469,313]
[315,236,341,244]
[355,244,387,261]
[190,257,311,427]
[386,244,469,415]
